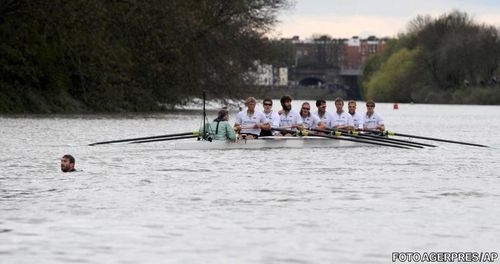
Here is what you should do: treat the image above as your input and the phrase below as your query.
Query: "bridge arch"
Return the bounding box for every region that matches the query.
[298,77,325,86]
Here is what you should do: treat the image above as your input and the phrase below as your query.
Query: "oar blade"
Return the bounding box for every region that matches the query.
[384,131,490,148]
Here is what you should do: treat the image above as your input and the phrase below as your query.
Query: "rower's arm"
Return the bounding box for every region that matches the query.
[261,123,271,130]
[233,124,241,133]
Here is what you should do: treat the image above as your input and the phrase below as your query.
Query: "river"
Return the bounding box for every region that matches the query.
[1,102,499,263]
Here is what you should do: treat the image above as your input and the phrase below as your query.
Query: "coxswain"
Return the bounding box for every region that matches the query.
[200,109,236,141]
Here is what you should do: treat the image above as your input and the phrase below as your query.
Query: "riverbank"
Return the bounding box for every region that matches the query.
[1,85,499,114]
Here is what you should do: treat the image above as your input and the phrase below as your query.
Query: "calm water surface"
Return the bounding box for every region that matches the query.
[1,102,500,264]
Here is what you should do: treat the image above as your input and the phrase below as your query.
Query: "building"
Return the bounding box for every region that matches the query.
[248,61,273,86]
[247,35,388,97]
[278,67,288,86]
[344,36,387,70]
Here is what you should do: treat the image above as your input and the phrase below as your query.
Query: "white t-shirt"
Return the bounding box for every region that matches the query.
[301,114,321,130]
[349,112,364,130]
[235,110,267,135]
[364,112,384,130]
[312,111,334,129]
[331,111,354,128]
[279,110,303,129]
[262,110,280,128]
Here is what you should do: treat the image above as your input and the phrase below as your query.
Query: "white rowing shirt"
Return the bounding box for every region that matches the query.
[364,112,384,130]
[349,111,364,130]
[262,110,280,129]
[331,111,354,128]
[279,110,303,129]
[301,114,321,130]
[312,111,334,128]
[235,110,267,135]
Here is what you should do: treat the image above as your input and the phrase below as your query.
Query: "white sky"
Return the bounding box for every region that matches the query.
[271,0,500,39]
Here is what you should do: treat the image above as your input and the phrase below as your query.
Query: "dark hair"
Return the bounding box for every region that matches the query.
[280,95,292,104]
[62,154,75,164]
[263,98,273,105]
[316,99,326,107]
[214,109,228,122]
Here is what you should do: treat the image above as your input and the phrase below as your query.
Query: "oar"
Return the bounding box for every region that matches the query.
[311,128,426,149]
[366,130,489,148]
[272,128,411,149]
[333,128,437,148]
[130,135,198,144]
[89,131,200,146]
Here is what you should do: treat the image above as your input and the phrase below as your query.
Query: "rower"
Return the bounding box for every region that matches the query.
[278,95,303,136]
[347,100,364,131]
[364,100,385,132]
[234,97,267,139]
[312,99,334,129]
[200,109,236,141]
[331,97,354,131]
[299,102,322,130]
[260,98,280,137]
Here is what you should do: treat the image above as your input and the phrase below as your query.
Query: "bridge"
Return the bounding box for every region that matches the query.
[289,67,363,99]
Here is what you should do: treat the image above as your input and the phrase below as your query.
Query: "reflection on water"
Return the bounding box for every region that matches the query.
[1,103,500,263]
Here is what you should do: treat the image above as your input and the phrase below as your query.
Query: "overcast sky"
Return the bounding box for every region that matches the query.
[271,0,500,39]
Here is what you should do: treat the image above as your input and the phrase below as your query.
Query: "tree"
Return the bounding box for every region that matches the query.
[364,48,421,102]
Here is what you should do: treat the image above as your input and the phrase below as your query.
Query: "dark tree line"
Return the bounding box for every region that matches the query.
[0,0,292,113]
[362,10,500,104]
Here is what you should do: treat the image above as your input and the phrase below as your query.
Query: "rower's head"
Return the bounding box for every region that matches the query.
[316,99,326,114]
[366,100,376,114]
[214,109,229,122]
[245,97,257,111]
[280,95,292,111]
[300,102,311,117]
[348,100,357,114]
[60,154,75,173]
[334,97,344,113]
[262,98,273,112]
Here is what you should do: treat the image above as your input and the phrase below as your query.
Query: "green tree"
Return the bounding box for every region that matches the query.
[365,48,421,102]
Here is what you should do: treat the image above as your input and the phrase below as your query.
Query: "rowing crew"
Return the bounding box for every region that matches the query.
[200,96,385,142]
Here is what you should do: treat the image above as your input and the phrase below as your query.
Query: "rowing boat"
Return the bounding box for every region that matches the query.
[168,136,375,150]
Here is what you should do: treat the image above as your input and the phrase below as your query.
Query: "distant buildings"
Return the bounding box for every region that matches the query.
[248,62,288,86]
[344,36,387,70]
[248,35,389,98]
